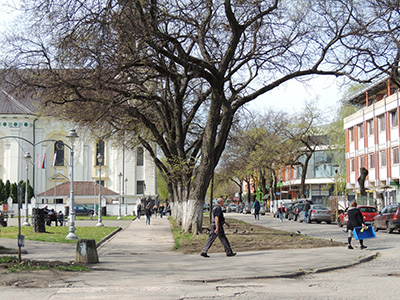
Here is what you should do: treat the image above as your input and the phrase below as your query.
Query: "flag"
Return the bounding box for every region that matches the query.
[52,152,57,167]
[42,153,46,169]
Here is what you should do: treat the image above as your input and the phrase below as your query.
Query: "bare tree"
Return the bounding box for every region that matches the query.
[2,0,400,232]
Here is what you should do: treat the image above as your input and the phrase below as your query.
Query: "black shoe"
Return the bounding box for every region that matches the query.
[360,245,367,250]
[227,252,237,257]
[348,245,354,250]
[200,252,210,258]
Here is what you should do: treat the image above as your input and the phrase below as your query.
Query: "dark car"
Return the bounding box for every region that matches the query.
[287,200,313,221]
[74,205,95,216]
[372,204,400,233]
[337,205,378,227]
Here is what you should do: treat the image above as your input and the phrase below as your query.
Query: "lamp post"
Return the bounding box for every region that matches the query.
[124,178,128,216]
[22,152,32,226]
[96,153,104,227]
[334,164,339,222]
[93,179,97,216]
[66,129,79,240]
[118,172,122,220]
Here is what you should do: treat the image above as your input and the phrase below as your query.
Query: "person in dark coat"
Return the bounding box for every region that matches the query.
[303,200,311,223]
[253,199,261,220]
[346,201,367,250]
[144,204,152,225]
[200,198,236,258]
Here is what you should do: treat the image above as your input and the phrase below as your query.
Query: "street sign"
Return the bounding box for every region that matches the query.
[18,235,25,247]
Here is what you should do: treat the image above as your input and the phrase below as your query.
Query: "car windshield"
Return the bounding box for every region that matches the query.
[312,205,329,210]
[358,207,377,213]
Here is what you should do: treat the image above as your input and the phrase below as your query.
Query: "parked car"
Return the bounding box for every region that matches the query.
[298,204,332,224]
[274,202,293,218]
[337,205,378,227]
[287,200,313,221]
[372,204,400,233]
[74,205,94,216]
[259,205,266,215]
[242,203,251,214]
[227,204,237,212]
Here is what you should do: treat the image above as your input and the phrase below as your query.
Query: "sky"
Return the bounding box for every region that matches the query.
[0,1,344,121]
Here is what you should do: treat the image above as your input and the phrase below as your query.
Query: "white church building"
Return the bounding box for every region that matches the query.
[0,84,157,216]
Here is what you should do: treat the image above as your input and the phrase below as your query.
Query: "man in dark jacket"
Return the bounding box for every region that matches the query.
[347,201,367,250]
[200,198,236,258]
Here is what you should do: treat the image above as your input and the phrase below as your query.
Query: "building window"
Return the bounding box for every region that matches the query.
[369,153,375,169]
[358,124,363,139]
[393,147,399,164]
[359,156,365,168]
[350,158,355,172]
[380,150,386,167]
[349,128,354,142]
[391,110,398,127]
[368,120,374,135]
[96,140,105,165]
[379,115,385,132]
[137,147,144,166]
[137,180,145,194]
[54,140,65,166]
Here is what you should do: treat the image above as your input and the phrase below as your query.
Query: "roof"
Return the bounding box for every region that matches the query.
[38,181,118,197]
[0,89,36,114]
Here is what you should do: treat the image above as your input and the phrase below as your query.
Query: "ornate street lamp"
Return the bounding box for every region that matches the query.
[96,153,104,227]
[22,152,32,226]
[124,178,128,216]
[66,129,79,240]
[118,172,122,220]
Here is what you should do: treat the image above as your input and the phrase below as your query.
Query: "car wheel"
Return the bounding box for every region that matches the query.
[337,218,342,227]
[316,221,322,224]
[297,216,302,223]
[372,222,378,232]
[327,221,331,224]
[386,222,394,233]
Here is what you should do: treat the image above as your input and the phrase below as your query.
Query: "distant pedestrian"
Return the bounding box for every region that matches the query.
[200,198,236,258]
[303,200,311,223]
[278,203,285,222]
[347,201,367,250]
[159,203,165,218]
[253,199,260,220]
[57,211,64,226]
[153,205,158,218]
[137,203,142,219]
[145,204,152,225]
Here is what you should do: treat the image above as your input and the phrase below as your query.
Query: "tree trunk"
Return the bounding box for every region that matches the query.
[300,153,313,198]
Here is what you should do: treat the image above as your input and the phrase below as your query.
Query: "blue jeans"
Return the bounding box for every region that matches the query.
[137,211,141,219]
[279,212,284,221]
[304,212,309,223]
[146,215,151,225]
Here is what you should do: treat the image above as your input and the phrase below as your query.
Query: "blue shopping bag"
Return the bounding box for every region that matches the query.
[352,225,376,240]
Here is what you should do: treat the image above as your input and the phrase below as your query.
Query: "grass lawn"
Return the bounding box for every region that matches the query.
[171,215,344,254]
[0,226,118,244]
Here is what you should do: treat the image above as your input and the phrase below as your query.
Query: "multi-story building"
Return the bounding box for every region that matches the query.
[344,77,399,208]
[0,82,157,215]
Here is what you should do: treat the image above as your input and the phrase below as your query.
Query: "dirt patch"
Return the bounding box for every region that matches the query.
[174,217,344,254]
[0,259,86,288]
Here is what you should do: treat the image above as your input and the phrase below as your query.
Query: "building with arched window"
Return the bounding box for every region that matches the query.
[0,84,157,215]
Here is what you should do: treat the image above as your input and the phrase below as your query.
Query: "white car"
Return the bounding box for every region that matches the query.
[229,204,237,212]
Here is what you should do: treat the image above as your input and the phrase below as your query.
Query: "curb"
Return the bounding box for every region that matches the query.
[96,227,123,248]
[181,251,379,283]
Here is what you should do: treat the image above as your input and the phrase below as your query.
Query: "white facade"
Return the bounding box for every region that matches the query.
[0,113,157,210]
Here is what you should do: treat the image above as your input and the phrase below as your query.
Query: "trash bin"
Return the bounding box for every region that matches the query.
[32,208,46,233]
[101,206,106,216]
[64,206,69,217]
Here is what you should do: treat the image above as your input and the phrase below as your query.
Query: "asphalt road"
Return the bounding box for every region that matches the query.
[219,212,400,300]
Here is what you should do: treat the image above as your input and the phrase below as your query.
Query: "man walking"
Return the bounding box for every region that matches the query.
[201,198,236,258]
[253,199,261,220]
[303,200,311,223]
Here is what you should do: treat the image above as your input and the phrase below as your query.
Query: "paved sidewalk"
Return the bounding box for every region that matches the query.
[0,216,378,299]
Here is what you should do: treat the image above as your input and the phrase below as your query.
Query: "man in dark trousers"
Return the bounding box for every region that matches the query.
[201,198,236,258]
[347,201,367,250]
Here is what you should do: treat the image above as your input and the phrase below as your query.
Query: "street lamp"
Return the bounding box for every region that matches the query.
[96,153,104,227]
[334,164,339,222]
[66,129,79,240]
[23,152,32,226]
[118,172,122,220]
[124,178,128,216]
[93,179,97,217]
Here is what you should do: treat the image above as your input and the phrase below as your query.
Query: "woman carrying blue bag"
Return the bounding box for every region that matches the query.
[347,201,367,250]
